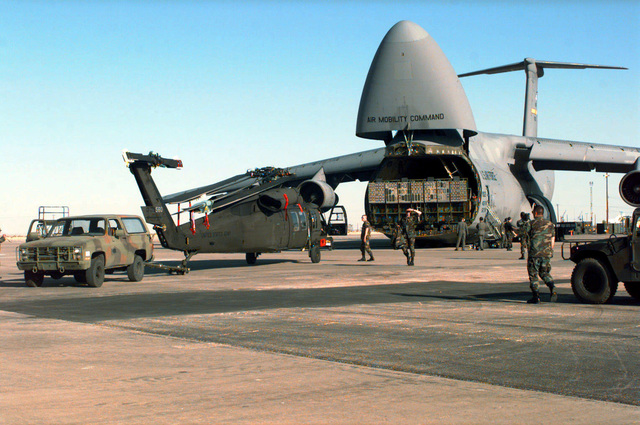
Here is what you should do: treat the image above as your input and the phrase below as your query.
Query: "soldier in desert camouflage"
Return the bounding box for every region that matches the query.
[358,215,374,262]
[524,205,557,304]
[516,212,530,260]
[401,208,422,266]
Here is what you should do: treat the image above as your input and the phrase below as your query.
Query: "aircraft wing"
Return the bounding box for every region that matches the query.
[163,147,386,204]
[522,138,640,173]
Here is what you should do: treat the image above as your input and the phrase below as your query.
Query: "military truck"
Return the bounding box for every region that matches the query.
[17,215,153,288]
[568,171,640,304]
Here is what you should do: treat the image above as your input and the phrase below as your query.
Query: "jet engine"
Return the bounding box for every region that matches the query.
[297,180,337,211]
[620,170,640,207]
[257,188,300,214]
[526,194,557,223]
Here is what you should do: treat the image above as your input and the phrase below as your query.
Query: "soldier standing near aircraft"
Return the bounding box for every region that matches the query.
[358,215,374,262]
[401,208,422,266]
[516,212,530,260]
[525,205,557,304]
[455,218,468,251]
[476,217,489,250]
[0,227,5,279]
[503,217,516,251]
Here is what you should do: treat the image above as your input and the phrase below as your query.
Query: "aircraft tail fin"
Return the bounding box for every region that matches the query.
[123,150,185,250]
[458,59,627,138]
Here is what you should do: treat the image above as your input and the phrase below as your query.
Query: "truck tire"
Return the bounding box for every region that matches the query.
[127,255,145,282]
[310,245,321,263]
[624,282,640,302]
[50,271,64,280]
[85,255,105,288]
[25,271,44,287]
[571,258,617,304]
[74,272,87,283]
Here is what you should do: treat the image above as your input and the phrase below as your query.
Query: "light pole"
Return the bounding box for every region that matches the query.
[605,173,610,232]
[589,181,593,226]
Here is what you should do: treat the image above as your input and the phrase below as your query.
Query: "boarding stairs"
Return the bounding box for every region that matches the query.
[484,204,503,245]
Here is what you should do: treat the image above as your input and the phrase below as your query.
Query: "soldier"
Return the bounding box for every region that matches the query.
[0,227,5,279]
[525,205,557,304]
[516,212,530,260]
[392,223,409,259]
[455,218,468,251]
[401,208,422,266]
[476,217,489,250]
[358,215,374,262]
[503,217,516,251]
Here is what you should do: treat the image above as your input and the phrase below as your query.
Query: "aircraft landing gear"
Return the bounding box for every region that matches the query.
[179,250,197,274]
[309,245,321,263]
[246,252,261,265]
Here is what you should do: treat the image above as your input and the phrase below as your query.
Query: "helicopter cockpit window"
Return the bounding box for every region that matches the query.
[290,211,300,232]
[299,211,307,230]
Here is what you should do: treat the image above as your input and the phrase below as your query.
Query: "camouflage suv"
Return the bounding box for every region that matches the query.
[17,215,153,287]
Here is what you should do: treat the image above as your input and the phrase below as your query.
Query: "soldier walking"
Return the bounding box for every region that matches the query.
[503,217,516,251]
[516,212,530,260]
[476,217,489,250]
[455,218,468,251]
[525,205,557,304]
[358,215,374,262]
[401,208,422,266]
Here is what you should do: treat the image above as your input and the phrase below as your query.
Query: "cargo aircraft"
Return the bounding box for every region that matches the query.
[126,20,640,266]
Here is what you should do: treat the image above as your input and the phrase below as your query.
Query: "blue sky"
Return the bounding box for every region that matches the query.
[1,1,638,234]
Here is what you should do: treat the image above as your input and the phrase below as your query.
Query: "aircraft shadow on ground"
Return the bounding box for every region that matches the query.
[0,280,637,323]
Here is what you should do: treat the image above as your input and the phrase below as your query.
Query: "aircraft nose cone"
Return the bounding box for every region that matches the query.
[356,21,477,141]
[383,20,430,43]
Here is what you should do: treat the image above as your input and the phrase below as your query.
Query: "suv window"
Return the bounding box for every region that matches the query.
[49,218,106,237]
[122,217,147,234]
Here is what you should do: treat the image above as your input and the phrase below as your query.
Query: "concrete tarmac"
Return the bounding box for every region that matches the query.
[1,236,639,424]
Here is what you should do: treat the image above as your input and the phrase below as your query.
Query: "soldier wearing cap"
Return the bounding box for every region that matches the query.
[502,217,516,251]
[401,208,422,266]
[524,205,557,304]
[516,212,530,260]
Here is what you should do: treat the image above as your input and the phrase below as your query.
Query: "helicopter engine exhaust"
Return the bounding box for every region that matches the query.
[298,180,337,211]
[257,188,300,213]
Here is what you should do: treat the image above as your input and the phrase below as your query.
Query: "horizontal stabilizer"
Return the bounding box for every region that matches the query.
[458,59,626,78]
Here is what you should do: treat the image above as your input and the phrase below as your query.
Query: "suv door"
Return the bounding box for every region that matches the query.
[121,217,151,261]
[108,218,130,268]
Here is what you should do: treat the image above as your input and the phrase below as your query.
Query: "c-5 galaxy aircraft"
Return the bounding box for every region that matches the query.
[128,20,639,263]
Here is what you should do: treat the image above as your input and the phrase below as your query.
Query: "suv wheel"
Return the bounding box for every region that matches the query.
[25,271,44,287]
[127,255,145,282]
[571,258,617,304]
[86,255,105,288]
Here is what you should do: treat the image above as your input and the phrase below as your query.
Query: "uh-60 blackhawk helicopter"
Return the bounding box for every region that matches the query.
[123,151,335,272]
